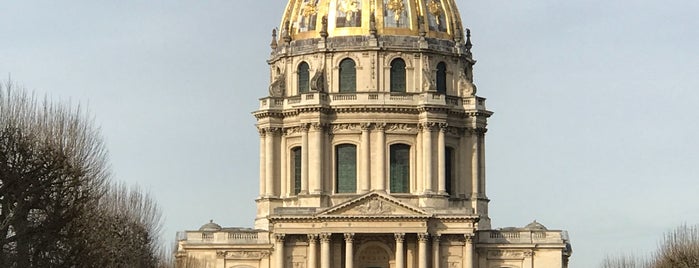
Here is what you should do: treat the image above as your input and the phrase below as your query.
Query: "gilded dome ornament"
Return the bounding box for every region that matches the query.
[338,0,361,27]
[427,0,444,29]
[386,0,406,22]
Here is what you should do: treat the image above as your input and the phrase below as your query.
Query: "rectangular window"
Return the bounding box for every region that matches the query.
[292,147,302,195]
[336,144,357,193]
[390,144,410,193]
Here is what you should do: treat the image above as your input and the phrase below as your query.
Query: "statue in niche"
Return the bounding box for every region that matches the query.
[458,72,476,96]
[422,56,436,91]
[310,60,325,92]
[269,67,286,97]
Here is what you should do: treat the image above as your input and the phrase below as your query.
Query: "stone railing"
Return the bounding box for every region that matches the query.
[258,92,487,111]
[178,230,269,244]
[478,230,565,244]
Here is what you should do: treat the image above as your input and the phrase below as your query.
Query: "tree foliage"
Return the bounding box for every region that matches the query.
[601,224,699,268]
[0,81,166,267]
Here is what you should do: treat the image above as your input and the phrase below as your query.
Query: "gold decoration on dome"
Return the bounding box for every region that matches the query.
[338,0,361,23]
[302,2,318,18]
[386,0,406,22]
[427,0,443,26]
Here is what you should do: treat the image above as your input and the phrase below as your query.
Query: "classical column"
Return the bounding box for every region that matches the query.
[308,234,318,268]
[274,234,285,268]
[395,233,405,268]
[280,132,287,197]
[463,234,474,268]
[310,123,324,194]
[259,128,266,197]
[478,129,486,195]
[265,127,276,197]
[320,233,331,268]
[360,123,371,193]
[344,233,354,268]
[437,123,447,195]
[301,123,310,194]
[470,128,479,201]
[418,233,429,268]
[432,235,441,268]
[423,123,434,194]
[376,123,386,192]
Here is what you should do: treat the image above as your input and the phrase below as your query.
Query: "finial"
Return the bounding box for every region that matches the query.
[465,28,472,52]
[320,16,328,38]
[282,20,292,44]
[369,12,377,37]
[270,28,278,49]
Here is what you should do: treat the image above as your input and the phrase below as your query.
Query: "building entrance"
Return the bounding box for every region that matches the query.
[356,243,390,268]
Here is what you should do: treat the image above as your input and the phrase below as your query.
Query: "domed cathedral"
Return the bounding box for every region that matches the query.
[175,1,572,268]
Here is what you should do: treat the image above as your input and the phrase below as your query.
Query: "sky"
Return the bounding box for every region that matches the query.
[1,0,698,267]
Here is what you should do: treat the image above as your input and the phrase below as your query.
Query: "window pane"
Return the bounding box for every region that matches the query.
[445,147,453,195]
[292,147,302,195]
[436,62,447,94]
[298,62,310,94]
[339,59,356,93]
[336,144,357,193]
[390,59,406,93]
[390,144,410,193]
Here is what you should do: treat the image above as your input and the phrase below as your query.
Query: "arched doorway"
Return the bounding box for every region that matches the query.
[356,242,391,268]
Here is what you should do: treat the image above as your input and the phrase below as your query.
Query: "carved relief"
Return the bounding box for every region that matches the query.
[355,198,395,214]
[310,59,326,92]
[226,250,268,260]
[385,123,418,134]
[486,250,525,260]
[331,123,361,133]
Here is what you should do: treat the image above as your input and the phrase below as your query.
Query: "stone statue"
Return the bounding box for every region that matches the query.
[310,60,326,92]
[269,68,286,97]
[422,56,435,91]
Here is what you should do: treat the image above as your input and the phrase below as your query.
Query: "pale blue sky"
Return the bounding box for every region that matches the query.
[1,1,698,267]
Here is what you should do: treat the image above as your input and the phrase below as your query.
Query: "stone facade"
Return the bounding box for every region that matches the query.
[176,1,571,267]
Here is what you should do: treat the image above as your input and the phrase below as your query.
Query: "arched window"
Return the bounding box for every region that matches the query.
[390,58,406,93]
[335,144,357,193]
[291,147,302,195]
[298,62,310,94]
[339,58,357,93]
[436,62,447,94]
[389,144,410,193]
[445,147,454,196]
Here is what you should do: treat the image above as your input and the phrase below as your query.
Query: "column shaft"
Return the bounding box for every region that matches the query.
[418,233,428,268]
[310,124,324,194]
[463,235,474,268]
[344,233,354,268]
[437,125,446,195]
[432,235,441,268]
[301,125,309,194]
[361,125,371,193]
[376,124,386,191]
[265,129,275,196]
[308,234,317,268]
[280,134,287,197]
[395,233,405,268]
[470,131,479,199]
[275,235,285,268]
[320,233,331,268]
[259,130,266,197]
[423,125,433,193]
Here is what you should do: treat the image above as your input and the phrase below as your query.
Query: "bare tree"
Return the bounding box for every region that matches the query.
[67,182,165,267]
[0,81,167,267]
[0,81,109,266]
[600,224,699,268]
[652,224,699,268]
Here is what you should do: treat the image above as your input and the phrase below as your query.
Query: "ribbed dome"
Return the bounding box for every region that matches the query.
[280,0,465,41]
[199,220,222,231]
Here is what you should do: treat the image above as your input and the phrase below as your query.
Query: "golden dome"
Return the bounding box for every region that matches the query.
[280,0,465,41]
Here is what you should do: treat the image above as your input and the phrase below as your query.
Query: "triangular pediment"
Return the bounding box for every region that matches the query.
[317,192,429,218]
